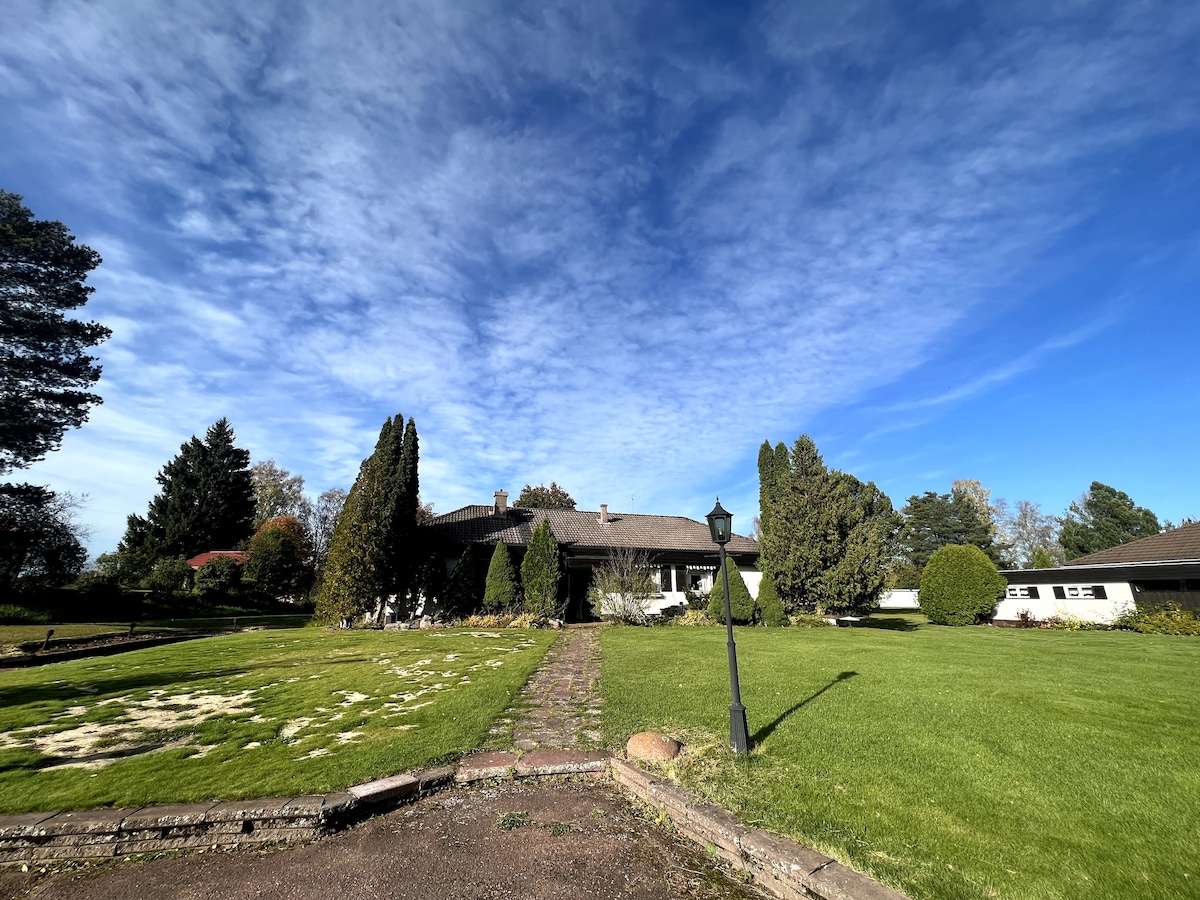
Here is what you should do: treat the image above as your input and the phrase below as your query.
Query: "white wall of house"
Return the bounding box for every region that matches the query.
[879,589,919,609]
[651,563,761,614]
[994,581,1136,624]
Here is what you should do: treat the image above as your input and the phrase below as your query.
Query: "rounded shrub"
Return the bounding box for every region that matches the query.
[919,544,1006,625]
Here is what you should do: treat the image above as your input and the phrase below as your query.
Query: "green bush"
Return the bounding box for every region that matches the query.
[1116,603,1200,636]
[0,604,50,624]
[708,559,754,624]
[756,571,788,626]
[193,556,243,601]
[483,541,519,611]
[918,544,1006,626]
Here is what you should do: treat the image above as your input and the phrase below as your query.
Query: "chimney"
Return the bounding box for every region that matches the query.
[494,490,509,516]
[599,504,609,524]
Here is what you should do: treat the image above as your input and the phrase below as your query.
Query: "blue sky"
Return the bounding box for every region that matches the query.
[3,0,1198,554]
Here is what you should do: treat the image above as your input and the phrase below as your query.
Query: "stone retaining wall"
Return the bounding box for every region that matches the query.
[0,757,904,900]
[0,767,454,866]
[611,759,905,900]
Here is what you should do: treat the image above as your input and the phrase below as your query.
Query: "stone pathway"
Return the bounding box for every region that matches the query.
[487,625,603,751]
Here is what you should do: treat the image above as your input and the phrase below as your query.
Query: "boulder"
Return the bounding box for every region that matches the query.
[626,732,682,761]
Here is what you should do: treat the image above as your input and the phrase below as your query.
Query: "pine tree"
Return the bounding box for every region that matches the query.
[1,190,110,474]
[898,487,1001,572]
[521,518,561,618]
[483,540,518,611]
[1059,482,1160,560]
[708,558,755,624]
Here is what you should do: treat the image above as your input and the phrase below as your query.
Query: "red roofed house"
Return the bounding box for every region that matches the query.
[424,490,760,621]
[186,550,250,570]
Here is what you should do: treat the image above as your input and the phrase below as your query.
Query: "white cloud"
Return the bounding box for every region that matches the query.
[4,0,1198,550]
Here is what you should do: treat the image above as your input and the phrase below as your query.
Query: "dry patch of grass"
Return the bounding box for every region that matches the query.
[0,627,554,813]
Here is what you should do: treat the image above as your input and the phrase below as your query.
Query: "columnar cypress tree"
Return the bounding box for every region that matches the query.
[443,543,486,619]
[389,417,420,615]
[755,570,787,626]
[315,418,397,624]
[483,540,518,611]
[521,518,561,618]
[707,558,755,624]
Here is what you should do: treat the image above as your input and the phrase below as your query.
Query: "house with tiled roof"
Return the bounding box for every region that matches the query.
[424,490,760,620]
[185,550,250,569]
[995,522,1200,624]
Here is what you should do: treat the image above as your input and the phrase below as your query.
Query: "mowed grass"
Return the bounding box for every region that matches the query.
[601,621,1200,900]
[0,625,130,654]
[0,627,555,813]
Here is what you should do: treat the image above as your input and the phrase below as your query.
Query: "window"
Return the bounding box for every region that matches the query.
[1053,586,1066,600]
[659,566,674,592]
[1006,586,1040,599]
[1092,585,1107,600]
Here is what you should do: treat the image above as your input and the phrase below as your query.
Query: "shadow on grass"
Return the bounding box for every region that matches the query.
[856,616,921,632]
[752,671,858,746]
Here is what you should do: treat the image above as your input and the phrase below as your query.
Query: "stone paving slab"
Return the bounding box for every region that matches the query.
[515,749,609,776]
[456,750,518,782]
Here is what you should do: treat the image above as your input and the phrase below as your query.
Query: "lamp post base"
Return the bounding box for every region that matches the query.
[729,702,750,755]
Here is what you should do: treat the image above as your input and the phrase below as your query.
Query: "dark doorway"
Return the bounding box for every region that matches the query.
[565,564,598,622]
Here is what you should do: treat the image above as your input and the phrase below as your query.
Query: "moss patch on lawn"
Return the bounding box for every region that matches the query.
[602,624,1200,900]
[0,627,555,813]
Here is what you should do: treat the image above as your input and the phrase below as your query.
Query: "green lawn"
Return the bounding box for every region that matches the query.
[601,621,1200,900]
[0,624,131,654]
[0,627,555,813]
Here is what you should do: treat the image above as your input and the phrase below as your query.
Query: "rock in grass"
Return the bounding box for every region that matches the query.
[626,732,682,761]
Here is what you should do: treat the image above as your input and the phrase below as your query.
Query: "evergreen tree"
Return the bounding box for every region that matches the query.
[442,543,486,618]
[521,518,561,618]
[388,417,421,615]
[755,570,787,626]
[708,558,755,624]
[315,418,397,624]
[119,419,255,567]
[757,435,899,616]
[1,190,110,474]
[1059,482,1160,560]
[483,540,518,611]
[898,487,1001,572]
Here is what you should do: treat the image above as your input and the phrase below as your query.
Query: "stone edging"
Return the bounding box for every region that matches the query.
[0,767,454,866]
[609,759,907,900]
[0,754,906,899]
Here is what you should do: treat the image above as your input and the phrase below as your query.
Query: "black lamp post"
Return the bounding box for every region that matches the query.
[706,498,750,755]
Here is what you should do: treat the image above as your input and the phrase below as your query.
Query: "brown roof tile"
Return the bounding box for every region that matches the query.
[424,505,759,556]
[1065,521,1200,566]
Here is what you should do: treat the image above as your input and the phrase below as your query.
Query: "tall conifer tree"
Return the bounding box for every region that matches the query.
[120,418,254,568]
[316,416,397,624]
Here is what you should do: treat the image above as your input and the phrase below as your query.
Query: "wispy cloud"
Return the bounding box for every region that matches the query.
[4,0,1198,549]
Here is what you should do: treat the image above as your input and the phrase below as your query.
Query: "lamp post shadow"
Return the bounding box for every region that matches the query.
[751,671,858,746]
